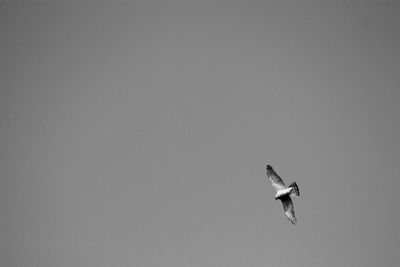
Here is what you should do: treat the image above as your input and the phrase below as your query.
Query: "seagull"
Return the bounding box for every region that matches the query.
[266,165,299,224]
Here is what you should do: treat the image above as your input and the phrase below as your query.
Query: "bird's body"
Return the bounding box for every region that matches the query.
[275,187,295,200]
[266,165,300,224]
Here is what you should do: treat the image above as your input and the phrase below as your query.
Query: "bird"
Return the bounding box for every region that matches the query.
[266,164,299,224]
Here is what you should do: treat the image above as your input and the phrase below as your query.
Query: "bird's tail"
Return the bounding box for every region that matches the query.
[289,182,299,197]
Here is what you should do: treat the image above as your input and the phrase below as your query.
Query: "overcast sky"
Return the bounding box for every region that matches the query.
[1,1,400,267]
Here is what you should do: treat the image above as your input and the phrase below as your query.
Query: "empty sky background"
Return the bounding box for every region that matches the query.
[1,1,400,266]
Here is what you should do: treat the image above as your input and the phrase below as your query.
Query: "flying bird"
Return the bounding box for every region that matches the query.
[266,165,299,224]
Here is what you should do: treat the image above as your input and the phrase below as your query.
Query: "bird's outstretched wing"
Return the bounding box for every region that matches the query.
[266,165,286,192]
[281,195,297,225]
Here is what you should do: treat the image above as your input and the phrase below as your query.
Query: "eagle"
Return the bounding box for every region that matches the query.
[266,165,299,224]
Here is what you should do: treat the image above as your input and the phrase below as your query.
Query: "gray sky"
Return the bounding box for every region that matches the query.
[1,1,400,266]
